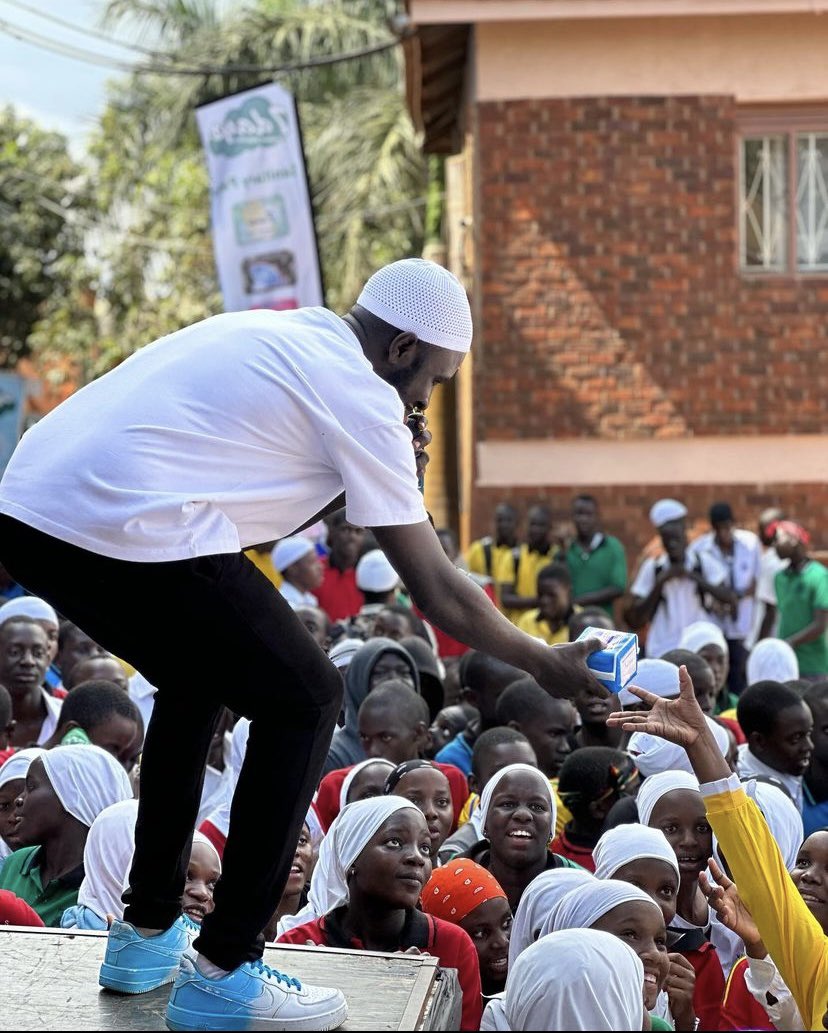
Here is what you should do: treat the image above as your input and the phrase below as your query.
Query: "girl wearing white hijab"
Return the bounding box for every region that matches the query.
[542,880,669,1009]
[746,637,800,686]
[679,621,731,705]
[0,746,44,860]
[481,929,646,1031]
[636,769,728,1028]
[507,867,596,968]
[277,796,484,1030]
[459,762,574,911]
[0,745,133,925]
[61,798,139,930]
[592,825,699,1030]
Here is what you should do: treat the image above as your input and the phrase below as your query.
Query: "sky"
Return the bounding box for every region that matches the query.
[0,0,138,153]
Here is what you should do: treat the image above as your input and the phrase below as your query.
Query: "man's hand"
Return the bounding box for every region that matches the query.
[606,664,707,747]
[533,637,609,702]
[407,410,431,481]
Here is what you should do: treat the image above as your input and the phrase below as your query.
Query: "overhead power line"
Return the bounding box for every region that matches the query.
[0,13,401,76]
[0,0,173,59]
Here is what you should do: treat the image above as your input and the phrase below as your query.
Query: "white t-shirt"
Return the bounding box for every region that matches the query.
[689,529,762,640]
[0,308,426,561]
[631,551,727,660]
[278,581,319,610]
[36,689,63,745]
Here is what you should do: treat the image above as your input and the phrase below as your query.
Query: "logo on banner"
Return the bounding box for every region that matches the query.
[209,96,290,157]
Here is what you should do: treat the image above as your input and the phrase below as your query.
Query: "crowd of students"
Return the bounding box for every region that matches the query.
[0,491,827,1031]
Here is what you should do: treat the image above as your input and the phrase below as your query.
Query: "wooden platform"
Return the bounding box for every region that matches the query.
[0,927,461,1031]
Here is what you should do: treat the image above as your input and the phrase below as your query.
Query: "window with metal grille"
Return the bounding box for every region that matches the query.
[740,121,828,274]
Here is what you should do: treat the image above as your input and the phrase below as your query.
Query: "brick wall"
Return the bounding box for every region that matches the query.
[471,95,828,549]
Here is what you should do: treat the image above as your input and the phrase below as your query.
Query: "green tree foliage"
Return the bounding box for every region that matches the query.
[46,0,429,374]
[0,107,94,369]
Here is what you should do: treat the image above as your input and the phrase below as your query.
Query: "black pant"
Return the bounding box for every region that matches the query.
[0,514,342,970]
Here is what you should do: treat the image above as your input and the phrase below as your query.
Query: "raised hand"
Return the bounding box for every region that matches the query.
[699,857,764,953]
[606,664,707,747]
[664,952,697,1032]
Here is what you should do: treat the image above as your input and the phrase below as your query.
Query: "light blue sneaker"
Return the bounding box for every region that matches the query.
[99,914,200,994]
[165,954,348,1031]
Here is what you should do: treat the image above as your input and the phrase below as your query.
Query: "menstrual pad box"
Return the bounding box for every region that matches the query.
[575,627,638,693]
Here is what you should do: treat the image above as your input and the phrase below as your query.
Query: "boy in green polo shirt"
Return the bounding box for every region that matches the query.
[773,520,828,677]
[565,494,627,616]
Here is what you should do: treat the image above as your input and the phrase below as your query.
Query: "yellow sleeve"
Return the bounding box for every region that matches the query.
[466,540,486,577]
[458,793,477,827]
[705,786,828,1030]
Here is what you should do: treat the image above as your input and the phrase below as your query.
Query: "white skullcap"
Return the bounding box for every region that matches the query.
[40,744,134,828]
[355,549,399,593]
[356,259,473,354]
[328,637,363,670]
[636,769,700,827]
[0,596,58,627]
[679,621,728,656]
[628,715,729,778]
[649,498,688,528]
[0,747,45,789]
[619,658,680,706]
[592,824,680,882]
[747,638,799,685]
[271,536,315,573]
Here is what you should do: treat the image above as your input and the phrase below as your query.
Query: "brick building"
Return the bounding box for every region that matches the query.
[405,0,828,557]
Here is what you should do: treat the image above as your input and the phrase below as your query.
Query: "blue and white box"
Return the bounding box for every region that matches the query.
[576,627,638,693]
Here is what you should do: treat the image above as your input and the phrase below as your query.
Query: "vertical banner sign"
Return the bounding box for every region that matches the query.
[196,83,323,312]
[0,373,27,476]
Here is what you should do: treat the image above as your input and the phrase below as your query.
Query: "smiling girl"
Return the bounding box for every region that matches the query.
[459,762,578,911]
[277,797,482,1030]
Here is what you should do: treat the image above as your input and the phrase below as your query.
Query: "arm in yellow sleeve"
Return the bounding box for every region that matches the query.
[705,785,828,1031]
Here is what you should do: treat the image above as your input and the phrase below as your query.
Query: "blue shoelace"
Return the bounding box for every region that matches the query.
[250,958,302,990]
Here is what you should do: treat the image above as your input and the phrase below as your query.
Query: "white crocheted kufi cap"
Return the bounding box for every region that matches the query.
[356,259,473,353]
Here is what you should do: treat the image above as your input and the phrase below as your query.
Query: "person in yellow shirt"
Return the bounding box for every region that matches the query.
[499,504,560,624]
[466,503,520,611]
[243,541,282,590]
[517,563,579,646]
[609,665,828,1031]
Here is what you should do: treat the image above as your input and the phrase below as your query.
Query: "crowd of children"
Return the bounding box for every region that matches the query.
[0,491,827,1031]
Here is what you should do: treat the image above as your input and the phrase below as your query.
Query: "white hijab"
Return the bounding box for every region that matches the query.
[0,747,45,789]
[203,717,250,837]
[619,658,679,707]
[636,770,701,827]
[76,799,139,921]
[628,716,729,778]
[508,868,596,969]
[478,763,555,837]
[277,796,421,936]
[40,744,133,827]
[481,929,644,1031]
[747,638,799,685]
[593,824,680,882]
[339,758,395,811]
[679,621,728,656]
[0,747,45,860]
[543,879,662,936]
